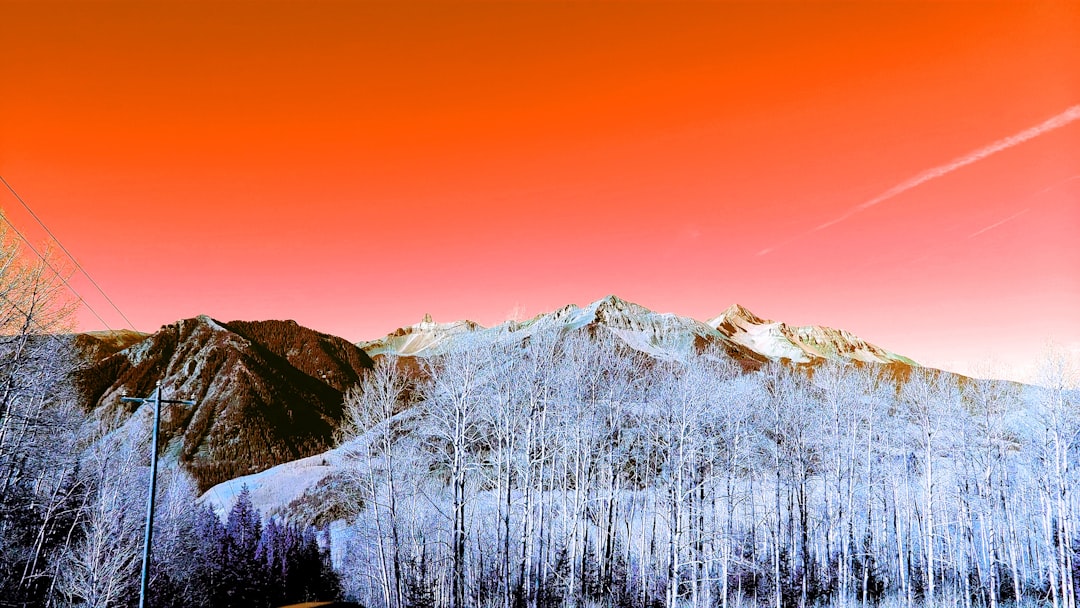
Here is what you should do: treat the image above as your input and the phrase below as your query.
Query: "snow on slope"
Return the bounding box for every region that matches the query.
[200,448,340,520]
[708,303,916,365]
[359,314,483,357]
[708,304,807,362]
[195,298,938,527]
[361,296,912,366]
[360,296,727,362]
[199,379,1060,529]
[200,408,423,521]
[524,295,722,360]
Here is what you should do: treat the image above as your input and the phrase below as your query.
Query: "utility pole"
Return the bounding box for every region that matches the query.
[122,381,196,608]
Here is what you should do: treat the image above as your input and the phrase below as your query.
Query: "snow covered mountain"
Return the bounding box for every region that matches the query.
[74,296,914,500]
[708,303,917,366]
[185,298,1073,608]
[198,297,924,523]
[359,314,483,357]
[361,295,914,367]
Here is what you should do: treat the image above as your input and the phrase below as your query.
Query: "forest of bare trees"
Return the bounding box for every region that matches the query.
[338,332,1079,608]
[1,212,1078,607]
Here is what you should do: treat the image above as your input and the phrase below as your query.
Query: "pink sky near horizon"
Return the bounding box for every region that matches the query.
[1,1,1078,382]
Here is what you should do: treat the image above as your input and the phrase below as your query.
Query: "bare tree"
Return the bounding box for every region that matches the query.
[814,362,858,604]
[421,338,491,608]
[900,368,963,608]
[513,332,559,608]
[0,216,82,606]
[758,362,802,608]
[710,355,755,608]
[56,425,147,607]
[340,355,412,608]
[955,377,1020,608]
[330,324,1080,608]
[1032,351,1079,608]
[647,355,723,608]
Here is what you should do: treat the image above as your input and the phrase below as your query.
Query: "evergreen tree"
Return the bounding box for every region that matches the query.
[256,517,287,607]
[250,514,341,605]
[223,485,267,606]
[186,504,229,607]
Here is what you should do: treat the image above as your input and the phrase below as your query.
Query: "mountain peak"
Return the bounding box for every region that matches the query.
[589,295,652,319]
[719,303,767,325]
[76,316,373,492]
[704,304,915,366]
[358,296,914,368]
[595,294,632,308]
[177,314,228,334]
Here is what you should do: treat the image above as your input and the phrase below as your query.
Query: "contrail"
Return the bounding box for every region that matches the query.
[968,208,1030,238]
[814,104,1080,232]
[757,104,1080,256]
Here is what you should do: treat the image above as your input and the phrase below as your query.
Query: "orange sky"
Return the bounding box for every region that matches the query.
[1,1,1078,380]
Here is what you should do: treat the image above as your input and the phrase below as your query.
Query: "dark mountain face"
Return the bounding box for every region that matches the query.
[75,316,373,491]
[222,320,372,393]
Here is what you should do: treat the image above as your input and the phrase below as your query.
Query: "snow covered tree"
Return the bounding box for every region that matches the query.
[55,426,146,608]
[420,338,492,608]
[0,216,81,606]
[341,354,413,608]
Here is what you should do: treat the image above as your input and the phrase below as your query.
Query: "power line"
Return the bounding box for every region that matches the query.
[2,174,251,543]
[2,175,237,568]
[0,174,137,330]
[0,201,114,332]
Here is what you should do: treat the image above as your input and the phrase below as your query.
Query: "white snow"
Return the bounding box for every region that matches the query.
[361,296,912,367]
[732,321,812,362]
[361,319,483,357]
[200,445,345,520]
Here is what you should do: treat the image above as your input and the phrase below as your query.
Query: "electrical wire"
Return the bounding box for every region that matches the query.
[1,174,138,331]
[0,174,263,520]
[0,200,114,331]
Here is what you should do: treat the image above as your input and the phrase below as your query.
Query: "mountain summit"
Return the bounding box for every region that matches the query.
[708,303,915,365]
[363,296,915,367]
[73,298,912,492]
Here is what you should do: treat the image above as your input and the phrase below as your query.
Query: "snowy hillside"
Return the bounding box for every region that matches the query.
[708,303,917,365]
[197,328,1075,608]
[362,295,913,367]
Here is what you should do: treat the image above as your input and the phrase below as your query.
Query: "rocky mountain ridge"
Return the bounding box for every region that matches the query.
[75,315,373,491]
[361,295,914,367]
[194,296,936,524]
[73,296,915,495]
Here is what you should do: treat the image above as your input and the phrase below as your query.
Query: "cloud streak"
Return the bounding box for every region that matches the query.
[816,104,1080,231]
[968,208,1030,238]
[758,104,1080,257]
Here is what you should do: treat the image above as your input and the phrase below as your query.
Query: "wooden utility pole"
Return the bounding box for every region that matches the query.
[122,381,195,608]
